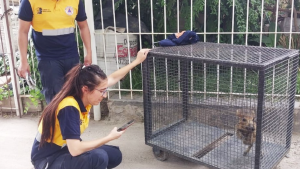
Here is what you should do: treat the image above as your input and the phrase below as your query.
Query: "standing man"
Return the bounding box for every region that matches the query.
[17,0,92,104]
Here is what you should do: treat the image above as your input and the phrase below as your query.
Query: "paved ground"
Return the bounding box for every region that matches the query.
[0,115,299,169]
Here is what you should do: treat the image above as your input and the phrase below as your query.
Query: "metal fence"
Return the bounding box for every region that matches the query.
[1,0,300,117]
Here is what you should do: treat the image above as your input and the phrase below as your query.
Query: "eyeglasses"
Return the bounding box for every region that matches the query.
[95,88,107,96]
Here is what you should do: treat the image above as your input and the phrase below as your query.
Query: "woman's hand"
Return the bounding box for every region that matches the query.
[66,127,124,157]
[135,48,150,64]
[107,127,124,141]
[107,48,151,87]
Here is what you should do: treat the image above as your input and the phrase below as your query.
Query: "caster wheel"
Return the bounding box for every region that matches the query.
[153,147,169,161]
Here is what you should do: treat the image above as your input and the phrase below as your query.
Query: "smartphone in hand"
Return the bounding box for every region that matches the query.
[117,120,135,132]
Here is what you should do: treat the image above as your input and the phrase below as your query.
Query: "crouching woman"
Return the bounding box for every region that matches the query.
[31,49,150,169]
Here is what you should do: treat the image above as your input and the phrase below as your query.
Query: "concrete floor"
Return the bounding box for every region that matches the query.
[0,115,299,169]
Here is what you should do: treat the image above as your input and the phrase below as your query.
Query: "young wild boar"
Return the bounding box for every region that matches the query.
[236,109,256,156]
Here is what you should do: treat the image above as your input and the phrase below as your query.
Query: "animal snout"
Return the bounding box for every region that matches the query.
[246,126,255,131]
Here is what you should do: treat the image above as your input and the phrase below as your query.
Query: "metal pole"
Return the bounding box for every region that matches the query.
[255,69,265,169]
[0,0,23,116]
[286,56,298,149]
[142,55,152,141]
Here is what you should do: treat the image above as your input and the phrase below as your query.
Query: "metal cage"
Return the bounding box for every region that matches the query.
[142,42,299,169]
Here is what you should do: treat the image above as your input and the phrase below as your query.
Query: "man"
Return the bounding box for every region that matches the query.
[17,0,92,104]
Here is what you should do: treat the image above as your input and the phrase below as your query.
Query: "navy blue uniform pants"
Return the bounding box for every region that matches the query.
[33,145,122,169]
[38,57,79,104]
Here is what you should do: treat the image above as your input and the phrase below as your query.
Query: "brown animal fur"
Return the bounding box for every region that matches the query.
[236,109,256,156]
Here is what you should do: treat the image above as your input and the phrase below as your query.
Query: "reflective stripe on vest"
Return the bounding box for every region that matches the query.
[35,132,41,142]
[42,27,74,36]
[35,132,66,148]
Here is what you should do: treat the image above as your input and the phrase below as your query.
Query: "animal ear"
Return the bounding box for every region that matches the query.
[236,109,242,116]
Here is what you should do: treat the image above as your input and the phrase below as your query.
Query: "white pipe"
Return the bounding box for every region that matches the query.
[245,0,249,45]
[99,0,108,78]
[274,0,279,48]
[84,0,101,121]
[244,0,249,100]
[124,0,133,99]
[288,0,295,49]
[204,0,207,99]
[216,0,220,101]
[230,0,235,101]
[163,1,168,100]
[177,0,179,33]
[112,0,122,99]
[260,0,265,47]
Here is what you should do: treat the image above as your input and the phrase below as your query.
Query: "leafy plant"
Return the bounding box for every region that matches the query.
[23,88,44,114]
[0,85,13,101]
[19,42,45,113]
[278,34,300,49]
[121,65,143,90]
[297,69,300,94]
[277,34,300,95]
[0,54,15,102]
[249,22,281,47]
[27,46,42,91]
[106,0,276,45]
[0,54,10,76]
[75,27,85,63]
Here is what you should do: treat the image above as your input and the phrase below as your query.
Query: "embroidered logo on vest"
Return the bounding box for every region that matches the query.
[36,7,51,14]
[37,7,42,14]
[65,6,74,15]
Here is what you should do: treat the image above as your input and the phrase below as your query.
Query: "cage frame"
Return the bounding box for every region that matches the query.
[142,42,299,169]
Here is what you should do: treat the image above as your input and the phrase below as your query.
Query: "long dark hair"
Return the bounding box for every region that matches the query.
[38,64,107,147]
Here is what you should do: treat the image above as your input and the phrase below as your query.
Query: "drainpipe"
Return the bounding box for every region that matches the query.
[84,0,101,121]
[0,0,23,117]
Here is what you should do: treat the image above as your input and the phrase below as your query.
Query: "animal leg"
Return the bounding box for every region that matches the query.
[243,144,253,156]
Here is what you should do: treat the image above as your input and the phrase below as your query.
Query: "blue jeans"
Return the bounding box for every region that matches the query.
[38,57,79,104]
[33,145,122,169]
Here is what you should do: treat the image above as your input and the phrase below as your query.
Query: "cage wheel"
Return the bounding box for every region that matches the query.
[152,147,169,161]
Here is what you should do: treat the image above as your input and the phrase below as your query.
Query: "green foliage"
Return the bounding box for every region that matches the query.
[75,29,84,63]
[106,0,276,44]
[250,22,281,47]
[27,45,42,91]
[261,22,281,47]
[0,55,14,101]
[0,54,10,76]
[121,65,143,90]
[0,85,13,101]
[23,88,44,114]
[22,44,45,112]
[297,70,300,94]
